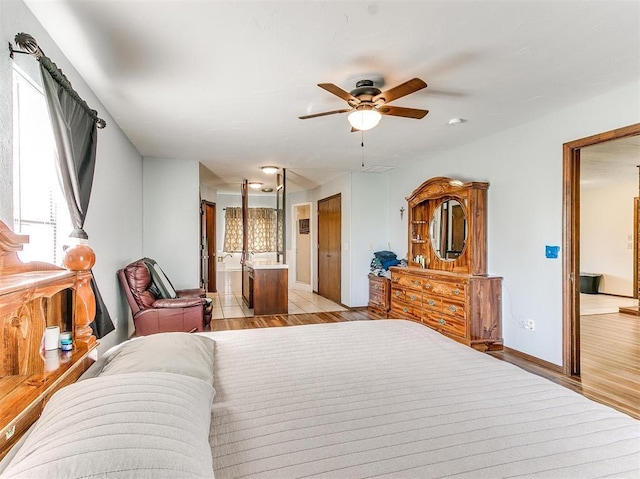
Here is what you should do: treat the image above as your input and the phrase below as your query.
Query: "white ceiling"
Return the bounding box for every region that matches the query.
[581,135,640,188]
[23,0,640,194]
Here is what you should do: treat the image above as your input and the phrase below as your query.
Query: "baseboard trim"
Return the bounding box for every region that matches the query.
[619,305,640,316]
[501,346,564,374]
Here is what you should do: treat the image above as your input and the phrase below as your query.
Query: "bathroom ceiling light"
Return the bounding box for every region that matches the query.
[261,187,274,193]
[260,166,278,174]
[249,182,263,189]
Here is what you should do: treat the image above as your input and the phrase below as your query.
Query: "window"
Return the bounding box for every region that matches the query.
[223,207,280,253]
[12,66,71,264]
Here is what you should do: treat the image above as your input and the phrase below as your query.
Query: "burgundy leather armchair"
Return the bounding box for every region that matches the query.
[118,259,212,336]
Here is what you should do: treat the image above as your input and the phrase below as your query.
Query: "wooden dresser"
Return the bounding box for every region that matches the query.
[390,268,502,350]
[368,274,390,317]
[0,221,97,459]
[389,177,503,351]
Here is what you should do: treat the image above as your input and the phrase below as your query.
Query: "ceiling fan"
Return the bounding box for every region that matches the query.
[299,78,429,131]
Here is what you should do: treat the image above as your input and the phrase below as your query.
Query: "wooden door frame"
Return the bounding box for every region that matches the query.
[317,193,341,303]
[200,200,216,292]
[562,123,640,376]
[635,196,639,300]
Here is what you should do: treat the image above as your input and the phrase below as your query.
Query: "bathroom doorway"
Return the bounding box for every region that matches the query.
[292,202,312,292]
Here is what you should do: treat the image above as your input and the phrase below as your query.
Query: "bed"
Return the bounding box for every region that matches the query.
[1,320,639,478]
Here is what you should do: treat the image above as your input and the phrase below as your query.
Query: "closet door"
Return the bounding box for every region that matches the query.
[317,193,341,304]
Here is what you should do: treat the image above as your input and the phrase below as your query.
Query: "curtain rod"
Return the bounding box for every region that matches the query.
[9,33,106,129]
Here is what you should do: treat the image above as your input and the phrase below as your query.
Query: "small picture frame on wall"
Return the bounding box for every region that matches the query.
[299,218,309,235]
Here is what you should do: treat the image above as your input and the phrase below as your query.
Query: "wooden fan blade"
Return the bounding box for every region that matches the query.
[378,105,429,119]
[373,78,427,104]
[299,108,352,120]
[318,83,360,104]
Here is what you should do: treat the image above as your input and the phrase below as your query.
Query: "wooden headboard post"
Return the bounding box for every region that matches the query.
[63,243,97,350]
[0,220,98,458]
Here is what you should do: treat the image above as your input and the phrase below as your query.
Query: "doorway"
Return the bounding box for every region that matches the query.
[292,203,312,292]
[201,200,216,293]
[317,194,341,304]
[563,123,640,376]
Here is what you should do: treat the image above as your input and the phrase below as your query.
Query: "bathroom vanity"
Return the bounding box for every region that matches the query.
[242,260,288,315]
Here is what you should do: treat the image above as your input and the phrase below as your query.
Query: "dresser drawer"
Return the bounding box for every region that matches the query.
[390,300,422,321]
[370,289,389,307]
[424,312,467,339]
[423,296,441,312]
[391,286,421,305]
[369,279,387,294]
[392,273,423,290]
[423,278,467,298]
[441,298,466,320]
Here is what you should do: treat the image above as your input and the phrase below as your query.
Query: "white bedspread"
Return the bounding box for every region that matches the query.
[205,320,639,479]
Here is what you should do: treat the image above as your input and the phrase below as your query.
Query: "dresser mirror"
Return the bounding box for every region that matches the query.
[430,198,467,261]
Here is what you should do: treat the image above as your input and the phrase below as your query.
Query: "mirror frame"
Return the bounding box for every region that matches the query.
[430,197,468,262]
[405,176,489,275]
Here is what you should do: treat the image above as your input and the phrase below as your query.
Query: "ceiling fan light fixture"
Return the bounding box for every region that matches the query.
[348,108,382,131]
[260,166,278,174]
[249,181,263,189]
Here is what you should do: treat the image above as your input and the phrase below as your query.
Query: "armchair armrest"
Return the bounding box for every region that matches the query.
[176,288,206,298]
[152,298,203,308]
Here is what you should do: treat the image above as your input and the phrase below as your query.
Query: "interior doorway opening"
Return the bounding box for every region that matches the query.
[563,123,640,377]
[291,202,312,292]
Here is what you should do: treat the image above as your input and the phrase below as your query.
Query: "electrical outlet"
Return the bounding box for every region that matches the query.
[525,319,535,331]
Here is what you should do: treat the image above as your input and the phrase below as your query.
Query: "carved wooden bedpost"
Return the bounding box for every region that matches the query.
[63,244,96,350]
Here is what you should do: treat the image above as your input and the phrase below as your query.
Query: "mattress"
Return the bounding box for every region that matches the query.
[205,320,639,478]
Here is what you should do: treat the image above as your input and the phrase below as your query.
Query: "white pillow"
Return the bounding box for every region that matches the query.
[2,372,215,479]
[97,332,215,385]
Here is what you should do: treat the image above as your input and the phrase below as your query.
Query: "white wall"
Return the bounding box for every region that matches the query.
[581,181,637,296]
[350,172,390,307]
[388,81,640,366]
[288,172,391,307]
[0,0,143,352]
[143,158,200,290]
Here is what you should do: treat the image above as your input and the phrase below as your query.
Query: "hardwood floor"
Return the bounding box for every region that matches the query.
[208,308,640,419]
[579,311,640,419]
[208,308,376,331]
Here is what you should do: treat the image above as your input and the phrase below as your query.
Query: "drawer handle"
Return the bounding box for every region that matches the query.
[438,318,446,325]
[428,299,435,306]
[424,283,430,289]
[454,288,460,295]
[448,305,458,313]
[374,284,380,290]
[402,307,409,313]
[410,294,418,301]
[412,280,420,286]
[395,291,402,297]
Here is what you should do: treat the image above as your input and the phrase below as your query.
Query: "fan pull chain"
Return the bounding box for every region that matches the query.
[361,130,365,168]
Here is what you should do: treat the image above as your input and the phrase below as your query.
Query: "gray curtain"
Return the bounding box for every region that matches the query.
[40,58,115,338]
